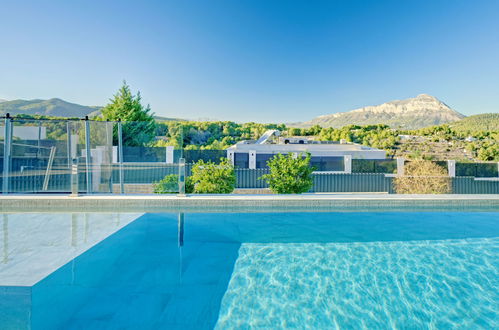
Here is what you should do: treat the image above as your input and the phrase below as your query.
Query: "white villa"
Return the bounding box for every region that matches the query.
[226,130,386,172]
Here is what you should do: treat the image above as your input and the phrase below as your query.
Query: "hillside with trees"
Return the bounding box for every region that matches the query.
[0,98,100,117]
[3,83,497,162]
[448,113,499,132]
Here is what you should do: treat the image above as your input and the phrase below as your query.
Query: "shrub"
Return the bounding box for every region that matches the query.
[190,158,236,193]
[260,152,315,194]
[394,160,451,194]
[153,174,194,194]
[153,174,178,193]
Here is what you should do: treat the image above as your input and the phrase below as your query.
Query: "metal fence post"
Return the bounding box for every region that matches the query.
[166,146,174,164]
[106,121,114,193]
[344,155,352,174]
[178,158,186,196]
[70,158,79,197]
[178,213,184,247]
[118,120,124,194]
[227,150,234,166]
[2,114,12,194]
[447,160,456,177]
[84,117,92,194]
[249,150,256,169]
[66,121,72,168]
[396,157,405,176]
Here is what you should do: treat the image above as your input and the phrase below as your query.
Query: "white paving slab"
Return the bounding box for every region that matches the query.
[0,212,143,287]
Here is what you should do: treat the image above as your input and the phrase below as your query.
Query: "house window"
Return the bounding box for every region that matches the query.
[310,156,344,171]
[256,153,276,168]
[234,153,249,168]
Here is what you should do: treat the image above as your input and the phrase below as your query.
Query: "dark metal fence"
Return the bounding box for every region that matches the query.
[311,173,394,193]
[452,177,499,194]
[2,164,498,194]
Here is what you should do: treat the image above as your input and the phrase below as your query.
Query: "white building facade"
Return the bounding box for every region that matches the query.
[226,131,387,173]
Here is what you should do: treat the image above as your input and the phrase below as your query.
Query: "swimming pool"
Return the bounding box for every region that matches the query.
[1,210,498,329]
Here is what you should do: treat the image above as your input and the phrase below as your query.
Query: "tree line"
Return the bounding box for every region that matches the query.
[7,82,499,161]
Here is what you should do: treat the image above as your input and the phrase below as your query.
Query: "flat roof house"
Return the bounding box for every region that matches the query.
[226,130,387,172]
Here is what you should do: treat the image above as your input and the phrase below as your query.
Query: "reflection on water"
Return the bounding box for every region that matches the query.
[0,212,141,286]
[2,214,8,264]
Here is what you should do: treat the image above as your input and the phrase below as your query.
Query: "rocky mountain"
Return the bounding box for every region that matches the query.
[296,94,465,129]
[0,98,101,118]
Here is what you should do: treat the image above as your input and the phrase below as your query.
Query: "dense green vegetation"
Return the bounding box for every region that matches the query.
[406,124,499,161]
[260,153,315,194]
[153,120,497,161]
[189,158,236,193]
[5,114,498,161]
[317,124,399,152]
[449,113,499,132]
[153,174,180,193]
[153,174,194,194]
[153,121,286,150]
[153,159,236,194]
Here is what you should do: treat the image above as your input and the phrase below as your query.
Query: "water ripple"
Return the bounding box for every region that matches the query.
[216,238,499,329]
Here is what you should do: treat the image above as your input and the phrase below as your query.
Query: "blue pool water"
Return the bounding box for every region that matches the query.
[1,211,498,329]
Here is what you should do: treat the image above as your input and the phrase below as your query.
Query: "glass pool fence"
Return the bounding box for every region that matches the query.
[1,117,498,194]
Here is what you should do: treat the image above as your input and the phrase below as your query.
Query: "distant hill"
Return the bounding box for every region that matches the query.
[154,115,185,122]
[0,98,190,121]
[0,98,101,118]
[449,113,499,132]
[295,94,465,130]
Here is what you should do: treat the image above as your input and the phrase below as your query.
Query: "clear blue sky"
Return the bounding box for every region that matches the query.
[1,0,498,122]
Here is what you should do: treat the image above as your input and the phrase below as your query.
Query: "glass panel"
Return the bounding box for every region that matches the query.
[119,121,178,194]
[6,119,73,193]
[310,156,344,171]
[373,159,398,174]
[255,153,274,168]
[67,120,87,193]
[118,163,180,193]
[434,161,448,171]
[352,159,397,174]
[182,149,226,164]
[456,162,498,177]
[85,121,114,193]
[122,146,166,162]
[235,152,249,168]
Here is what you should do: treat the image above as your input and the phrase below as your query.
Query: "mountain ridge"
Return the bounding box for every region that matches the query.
[295,94,466,129]
[0,98,101,118]
[0,98,187,121]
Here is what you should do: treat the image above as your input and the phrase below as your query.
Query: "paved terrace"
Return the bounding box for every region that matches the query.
[1,194,498,212]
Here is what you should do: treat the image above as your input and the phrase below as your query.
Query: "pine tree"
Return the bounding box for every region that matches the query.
[101,81,156,146]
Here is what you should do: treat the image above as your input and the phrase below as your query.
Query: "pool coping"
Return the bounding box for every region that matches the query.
[1,194,498,212]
